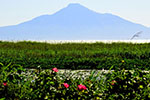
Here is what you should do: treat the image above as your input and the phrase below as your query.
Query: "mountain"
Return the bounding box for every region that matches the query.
[0,3,150,40]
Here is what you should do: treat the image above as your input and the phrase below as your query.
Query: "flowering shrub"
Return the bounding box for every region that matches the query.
[0,63,150,99]
[0,62,31,99]
[102,69,150,99]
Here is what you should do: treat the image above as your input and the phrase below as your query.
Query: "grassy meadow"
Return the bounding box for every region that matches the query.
[0,41,150,70]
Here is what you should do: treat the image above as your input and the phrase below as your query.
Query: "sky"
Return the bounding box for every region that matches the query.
[0,0,150,27]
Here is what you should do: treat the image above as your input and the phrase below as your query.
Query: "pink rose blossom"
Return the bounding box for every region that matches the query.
[63,83,69,88]
[82,85,87,90]
[3,82,7,86]
[52,67,58,72]
[78,84,83,90]
[78,84,87,90]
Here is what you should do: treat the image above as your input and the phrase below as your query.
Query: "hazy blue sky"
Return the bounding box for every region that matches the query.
[0,0,150,27]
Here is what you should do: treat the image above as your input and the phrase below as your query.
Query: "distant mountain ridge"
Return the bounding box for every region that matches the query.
[0,3,150,40]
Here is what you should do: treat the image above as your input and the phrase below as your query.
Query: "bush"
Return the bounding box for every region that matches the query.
[0,63,150,99]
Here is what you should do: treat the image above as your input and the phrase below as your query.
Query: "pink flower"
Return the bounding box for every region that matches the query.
[63,83,69,88]
[82,85,87,90]
[77,84,87,90]
[52,67,58,72]
[3,82,7,86]
[78,84,83,90]
[111,80,117,85]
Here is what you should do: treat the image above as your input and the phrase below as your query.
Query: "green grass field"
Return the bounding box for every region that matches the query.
[0,41,150,69]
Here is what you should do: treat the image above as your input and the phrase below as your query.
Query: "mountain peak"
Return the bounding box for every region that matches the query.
[53,3,93,16]
[67,3,83,7]
[66,3,87,10]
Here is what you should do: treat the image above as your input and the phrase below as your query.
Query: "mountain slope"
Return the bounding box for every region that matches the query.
[0,3,150,40]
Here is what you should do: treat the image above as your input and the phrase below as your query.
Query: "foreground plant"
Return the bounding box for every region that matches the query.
[0,63,31,99]
[1,63,150,99]
[102,68,150,99]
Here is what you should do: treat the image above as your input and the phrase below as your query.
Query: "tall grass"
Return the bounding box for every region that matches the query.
[0,41,150,69]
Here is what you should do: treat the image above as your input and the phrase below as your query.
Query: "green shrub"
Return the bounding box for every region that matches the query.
[1,62,150,99]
